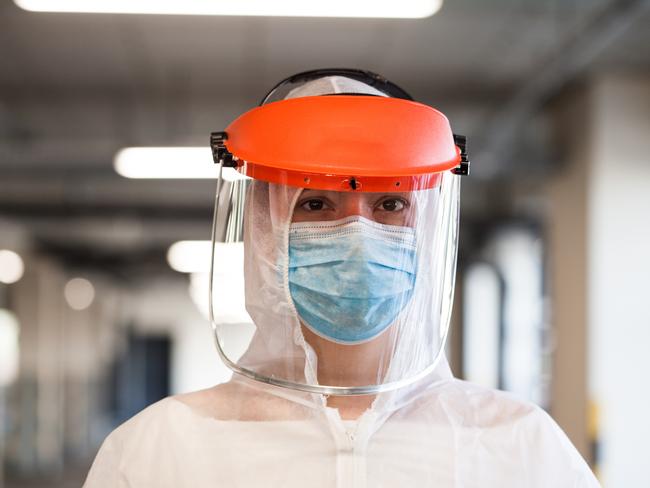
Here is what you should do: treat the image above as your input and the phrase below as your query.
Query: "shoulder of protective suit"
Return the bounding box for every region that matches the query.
[83,396,191,487]
[411,377,545,428]
[401,379,601,487]
[85,381,285,484]
[108,395,182,441]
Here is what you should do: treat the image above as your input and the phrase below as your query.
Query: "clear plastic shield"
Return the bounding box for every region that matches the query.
[209,167,460,395]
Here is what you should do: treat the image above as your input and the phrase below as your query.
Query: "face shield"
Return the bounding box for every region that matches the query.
[208,69,469,396]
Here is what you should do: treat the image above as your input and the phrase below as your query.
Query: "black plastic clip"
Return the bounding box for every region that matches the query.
[210,131,237,167]
[451,134,470,176]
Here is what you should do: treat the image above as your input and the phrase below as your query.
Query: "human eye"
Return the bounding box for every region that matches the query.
[299,198,331,212]
[376,197,409,212]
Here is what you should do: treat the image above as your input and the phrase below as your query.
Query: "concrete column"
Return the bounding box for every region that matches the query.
[547,74,650,486]
[10,256,67,474]
[547,86,591,459]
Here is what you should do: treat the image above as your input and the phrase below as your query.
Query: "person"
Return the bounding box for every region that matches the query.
[84,69,600,487]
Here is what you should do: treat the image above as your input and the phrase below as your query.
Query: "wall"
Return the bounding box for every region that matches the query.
[588,75,650,486]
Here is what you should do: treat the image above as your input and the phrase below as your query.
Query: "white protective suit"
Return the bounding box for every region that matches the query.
[84,367,599,487]
[85,74,600,488]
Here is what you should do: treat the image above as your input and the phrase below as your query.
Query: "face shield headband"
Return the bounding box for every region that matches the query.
[211,95,469,193]
[259,68,415,105]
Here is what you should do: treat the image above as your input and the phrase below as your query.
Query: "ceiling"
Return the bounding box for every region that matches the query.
[0,0,648,270]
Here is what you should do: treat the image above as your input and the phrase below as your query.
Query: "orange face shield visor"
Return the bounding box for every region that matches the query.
[211,95,469,192]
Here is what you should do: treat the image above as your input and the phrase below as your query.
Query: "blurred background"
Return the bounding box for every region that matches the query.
[0,0,649,486]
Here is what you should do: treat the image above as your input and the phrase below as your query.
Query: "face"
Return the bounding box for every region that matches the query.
[292,189,416,226]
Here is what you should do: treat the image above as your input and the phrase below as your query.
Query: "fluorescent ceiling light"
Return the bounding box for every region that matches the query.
[168,240,212,273]
[168,241,243,274]
[114,147,248,181]
[189,272,249,324]
[172,242,251,324]
[15,0,442,18]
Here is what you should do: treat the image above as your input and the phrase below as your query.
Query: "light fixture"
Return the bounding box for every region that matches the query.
[167,241,243,274]
[188,271,249,324]
[0,309,20,387]
[114,147,249,181]
[0,249,24,285]
[14,0,442,18]
[171,242,249,323]
[167,241,211,273]
[180,241,248,323]
[64,278,96,311]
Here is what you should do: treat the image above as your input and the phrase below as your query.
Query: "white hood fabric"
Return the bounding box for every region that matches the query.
[84,75,600,487]
[285,75,389,99]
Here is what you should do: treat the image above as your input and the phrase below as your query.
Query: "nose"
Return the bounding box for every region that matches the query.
[338,193,373,220]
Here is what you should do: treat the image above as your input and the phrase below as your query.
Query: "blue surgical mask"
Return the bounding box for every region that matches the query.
[287,216,417,345]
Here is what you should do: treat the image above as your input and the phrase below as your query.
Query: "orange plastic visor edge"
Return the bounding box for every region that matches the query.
[225,96,461,192]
